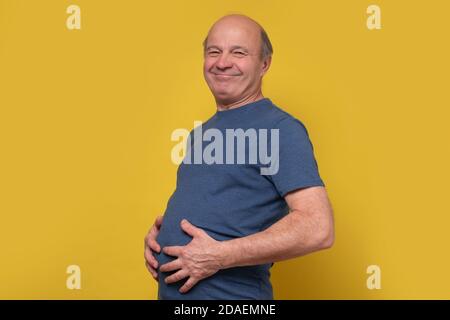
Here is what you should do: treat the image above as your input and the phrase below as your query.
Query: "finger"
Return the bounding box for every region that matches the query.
[145,261,159,282]
[165,269,189,284]
[144,247,159,269]
[155,215,164,229]
[144,247,159,268]
[144,233,152,249]
[180,219,202,238]
[159,259,182,273]
[163,245,183,257]
[148,215,164,238]
[148,223,160,238]
[145,225,159,249]
[179,277,198,294]
[145,261,158,279]
[147,238,161,253]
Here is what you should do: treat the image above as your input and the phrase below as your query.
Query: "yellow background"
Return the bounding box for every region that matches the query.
[1,0,449,299]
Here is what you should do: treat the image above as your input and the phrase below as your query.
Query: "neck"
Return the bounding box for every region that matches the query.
[216,91,265,111]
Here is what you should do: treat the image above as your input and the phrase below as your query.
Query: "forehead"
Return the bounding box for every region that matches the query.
[206,19,261,49]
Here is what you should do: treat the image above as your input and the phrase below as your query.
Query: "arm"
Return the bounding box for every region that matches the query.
[219,185,335,269]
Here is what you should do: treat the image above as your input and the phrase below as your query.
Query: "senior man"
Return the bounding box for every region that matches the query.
[144,14,335,300]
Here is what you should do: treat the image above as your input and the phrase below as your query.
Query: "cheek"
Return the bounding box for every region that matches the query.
[203,59,215,72]
[238,60,260,76]
[203,63,216,82]
[203,67,214,86]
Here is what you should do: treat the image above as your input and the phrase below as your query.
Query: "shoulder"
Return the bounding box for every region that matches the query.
[267,101,310,136]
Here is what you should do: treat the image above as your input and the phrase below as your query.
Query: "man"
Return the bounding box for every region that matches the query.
[144,14,335,300]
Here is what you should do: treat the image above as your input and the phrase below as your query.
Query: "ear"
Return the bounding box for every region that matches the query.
[260,56,272,76]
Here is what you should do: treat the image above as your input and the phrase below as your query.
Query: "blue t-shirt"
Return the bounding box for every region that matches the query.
[155,98,324,299]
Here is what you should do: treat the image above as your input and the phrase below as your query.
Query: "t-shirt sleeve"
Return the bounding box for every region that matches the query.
[267,116,325,197]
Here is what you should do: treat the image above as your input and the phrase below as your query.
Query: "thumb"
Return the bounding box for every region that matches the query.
[180,219,202,238]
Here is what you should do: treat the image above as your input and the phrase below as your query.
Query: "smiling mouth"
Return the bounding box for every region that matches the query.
[211,70,240,75]
[212,73,239,79]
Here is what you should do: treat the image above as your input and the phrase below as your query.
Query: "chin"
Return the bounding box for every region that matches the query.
[213,92,235,103]
[212,88,233,98]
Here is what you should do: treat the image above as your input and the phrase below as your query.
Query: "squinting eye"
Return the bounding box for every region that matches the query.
[208,51,220,55]
[233,51,245,56]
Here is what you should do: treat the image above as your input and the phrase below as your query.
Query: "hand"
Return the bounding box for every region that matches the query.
[144,215,164,282]
[159,219,224,294]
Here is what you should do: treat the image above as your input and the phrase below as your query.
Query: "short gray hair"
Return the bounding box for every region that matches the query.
[203,28,273,60]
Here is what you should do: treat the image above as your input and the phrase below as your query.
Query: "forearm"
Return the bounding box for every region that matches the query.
[219,209,334,269]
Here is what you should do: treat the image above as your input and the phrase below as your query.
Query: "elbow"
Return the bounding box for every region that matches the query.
[318,207,335,250]
[315,223,335,250]
[319,229,334,249]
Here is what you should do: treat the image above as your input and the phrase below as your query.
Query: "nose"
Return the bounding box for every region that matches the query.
[215,52,233,70]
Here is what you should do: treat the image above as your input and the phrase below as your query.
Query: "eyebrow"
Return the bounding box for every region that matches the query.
[206,45,249,52]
